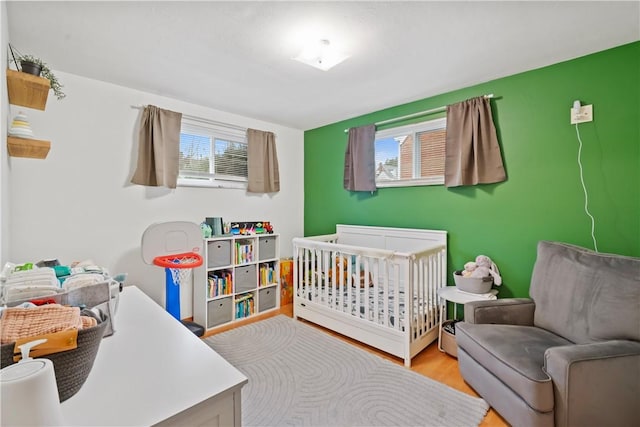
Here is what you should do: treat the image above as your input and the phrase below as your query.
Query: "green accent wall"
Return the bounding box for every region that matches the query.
[303,41,640,298]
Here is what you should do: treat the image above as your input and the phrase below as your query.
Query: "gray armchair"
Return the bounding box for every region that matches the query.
[456,241,640,427]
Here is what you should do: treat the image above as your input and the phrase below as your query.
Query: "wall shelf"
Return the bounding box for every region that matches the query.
[7,136,51,159]
[6,69,50,110]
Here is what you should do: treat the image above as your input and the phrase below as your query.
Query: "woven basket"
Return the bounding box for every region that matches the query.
[453,271,493,294]
[1,321,107,402]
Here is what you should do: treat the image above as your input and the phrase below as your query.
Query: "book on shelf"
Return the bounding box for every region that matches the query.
[207,271,233,298]
[259,263,275,286]
[234,293,254,303]
[235,242,254,264]
[234,294,255,318]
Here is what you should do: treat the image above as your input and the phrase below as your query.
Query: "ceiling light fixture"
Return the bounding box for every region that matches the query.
[293,39,349,71]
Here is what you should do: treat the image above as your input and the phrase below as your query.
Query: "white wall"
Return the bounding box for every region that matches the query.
[7,71,304,316]
[1,1,10,268]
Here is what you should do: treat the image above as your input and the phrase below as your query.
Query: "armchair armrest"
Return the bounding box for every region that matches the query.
[464,298,535,325]
[545,340,640,427]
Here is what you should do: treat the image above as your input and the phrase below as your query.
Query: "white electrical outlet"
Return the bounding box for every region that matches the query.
[571,104,593,124]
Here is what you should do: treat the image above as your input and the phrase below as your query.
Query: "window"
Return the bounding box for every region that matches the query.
[178,118,248,188]
[374,117,446,187]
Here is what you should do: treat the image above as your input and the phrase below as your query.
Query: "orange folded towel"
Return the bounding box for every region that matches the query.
[0,304,83,344]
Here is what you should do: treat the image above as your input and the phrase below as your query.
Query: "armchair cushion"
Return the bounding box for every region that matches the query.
[457,322,572,412]
[530,241,640,344]
[545,340,640,427]
[464,298,535,325]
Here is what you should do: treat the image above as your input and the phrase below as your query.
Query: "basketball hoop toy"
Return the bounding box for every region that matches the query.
[141,222,204,322]
[152,252,202,320]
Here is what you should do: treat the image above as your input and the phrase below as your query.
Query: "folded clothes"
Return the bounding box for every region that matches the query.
[62,273,109,291]
[81,315,97,328]
[0,304,84,344]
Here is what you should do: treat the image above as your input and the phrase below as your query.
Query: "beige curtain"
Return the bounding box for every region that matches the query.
[344,124,376,192]
[444,97,506,187]
[130,105,182,189]
[247,128,280,193]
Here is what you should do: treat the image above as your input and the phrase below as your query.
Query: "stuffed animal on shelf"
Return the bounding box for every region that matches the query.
[461,255,502,285]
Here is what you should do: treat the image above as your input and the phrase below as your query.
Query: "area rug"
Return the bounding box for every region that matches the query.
[205,315,489,427]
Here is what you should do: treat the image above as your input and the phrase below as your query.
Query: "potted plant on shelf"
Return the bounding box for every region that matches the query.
[13,54,66,100]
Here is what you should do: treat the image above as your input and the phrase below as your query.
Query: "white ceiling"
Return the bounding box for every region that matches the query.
[6,1,640,130]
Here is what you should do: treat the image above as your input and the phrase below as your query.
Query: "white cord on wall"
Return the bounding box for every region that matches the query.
[574,124,599,252]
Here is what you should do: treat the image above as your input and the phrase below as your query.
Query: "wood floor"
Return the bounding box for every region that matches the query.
[204,304,509,427]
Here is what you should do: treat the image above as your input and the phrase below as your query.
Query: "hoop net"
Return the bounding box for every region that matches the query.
[153,252,203,286]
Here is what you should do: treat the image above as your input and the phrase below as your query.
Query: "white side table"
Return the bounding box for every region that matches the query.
[437,286,499,353]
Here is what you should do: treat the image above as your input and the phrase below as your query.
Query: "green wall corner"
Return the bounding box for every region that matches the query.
[303,41,640,298]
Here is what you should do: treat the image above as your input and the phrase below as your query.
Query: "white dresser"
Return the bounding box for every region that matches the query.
[61,286,247,426]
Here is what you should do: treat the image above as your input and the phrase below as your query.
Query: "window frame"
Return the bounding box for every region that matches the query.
[177,118,248,189]
[374,117,446,188]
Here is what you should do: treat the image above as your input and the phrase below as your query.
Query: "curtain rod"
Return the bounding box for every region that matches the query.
[343,94,496,133]
[131,105,247,132]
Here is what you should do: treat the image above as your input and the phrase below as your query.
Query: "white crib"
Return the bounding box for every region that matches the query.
[293,225,447,367]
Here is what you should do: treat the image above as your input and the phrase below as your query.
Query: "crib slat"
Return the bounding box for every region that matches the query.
[371,258,380,323]
[433,253,439,329]
[382,259,389,328]
[313,249,318,301]
[294,246,299,301]
[393,263,401,332]
[318,250,323,301]
[423,256,429,333]
[339,252,346,314]
[416,258,423,335]
[407,261,411,333]
[363,256,370,322]
[424,257,430,332]
[422,255,428,332]
[349,254,356,319]
[424,256,435,332]
[303,247,308,301]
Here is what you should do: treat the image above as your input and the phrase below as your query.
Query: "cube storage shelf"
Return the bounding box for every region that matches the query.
[194,234,280,330]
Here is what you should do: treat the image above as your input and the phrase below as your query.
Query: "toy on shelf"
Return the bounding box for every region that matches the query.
[200,222,212,238]
[228,221,274,235]
[8,111,35,139]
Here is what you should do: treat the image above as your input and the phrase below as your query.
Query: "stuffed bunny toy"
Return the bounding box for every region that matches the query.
[469,255,502,285]
[462,261,477,277]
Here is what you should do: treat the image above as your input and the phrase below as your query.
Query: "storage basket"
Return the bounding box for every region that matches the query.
[453,271,493,294]
[441,319,458,358]
[1,320,107,402]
